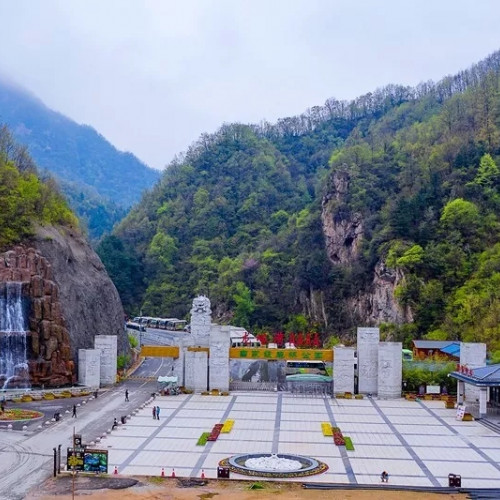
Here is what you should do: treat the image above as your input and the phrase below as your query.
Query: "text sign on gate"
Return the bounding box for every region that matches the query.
[229,347,333,362]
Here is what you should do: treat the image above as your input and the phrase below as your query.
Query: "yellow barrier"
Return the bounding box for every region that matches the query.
[140,345,179,358]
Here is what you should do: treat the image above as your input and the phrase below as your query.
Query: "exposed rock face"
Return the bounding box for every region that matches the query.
[0,245,74,386]
[321,171,363,264]
[348,261,413,325]
[0,225,128,387]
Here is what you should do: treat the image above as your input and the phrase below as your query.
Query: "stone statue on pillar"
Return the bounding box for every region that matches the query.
[189,295,212,347]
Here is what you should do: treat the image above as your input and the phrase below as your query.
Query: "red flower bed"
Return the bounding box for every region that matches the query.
[332,426,345,446]
[207,423,224,441]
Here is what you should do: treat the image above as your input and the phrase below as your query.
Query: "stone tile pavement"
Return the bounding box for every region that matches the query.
[95,392,500,488]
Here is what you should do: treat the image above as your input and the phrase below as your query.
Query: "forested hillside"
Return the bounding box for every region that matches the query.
[99,50,500,355]
[0,79,160,239]
[0,126,78,248]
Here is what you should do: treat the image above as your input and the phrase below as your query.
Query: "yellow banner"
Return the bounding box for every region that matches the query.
[140,345,179,358]
[229,347,332,362]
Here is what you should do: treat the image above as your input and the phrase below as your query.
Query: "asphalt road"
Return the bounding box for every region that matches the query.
[0,355,175,500]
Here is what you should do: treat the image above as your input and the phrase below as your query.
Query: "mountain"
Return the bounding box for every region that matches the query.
[0,79,161,239]
[98,50,500,357]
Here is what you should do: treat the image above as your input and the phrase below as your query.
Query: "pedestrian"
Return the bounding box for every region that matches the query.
[72,405,77,418]
[112,418,118,430]
[381,471,389,483]
[152,406,156,419]
[156,405,160,420]
[125,389,129,402]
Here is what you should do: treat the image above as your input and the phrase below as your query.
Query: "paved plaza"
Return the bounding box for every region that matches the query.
[99,392,500,488]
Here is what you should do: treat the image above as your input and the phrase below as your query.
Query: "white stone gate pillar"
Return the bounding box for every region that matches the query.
[94,335,117,386]
[357,327,380,395]
[333,346,355,394]
[460,343,486,403]
[377,342,402,399]
[209,326,230,392]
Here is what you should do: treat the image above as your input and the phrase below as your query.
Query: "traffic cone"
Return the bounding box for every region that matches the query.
[171,468,176,478]
[161,467,165,477]
[201,469,205,479]
[113,466,118,475]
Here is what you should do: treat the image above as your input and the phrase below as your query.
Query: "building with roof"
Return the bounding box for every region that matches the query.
[450,364,500,418]
[412,340,460,360]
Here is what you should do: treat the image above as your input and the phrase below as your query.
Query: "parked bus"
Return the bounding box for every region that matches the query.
[229,329,261,348]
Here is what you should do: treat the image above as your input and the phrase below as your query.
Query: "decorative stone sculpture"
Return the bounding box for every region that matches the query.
[190,295,212,346]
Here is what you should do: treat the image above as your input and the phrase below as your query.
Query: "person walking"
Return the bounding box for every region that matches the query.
[72,405,77,418]
[112,418,118,430]
[125,389,129,402]
[381,471,389,482]
[152,406,156,419]
[156,405,160,420]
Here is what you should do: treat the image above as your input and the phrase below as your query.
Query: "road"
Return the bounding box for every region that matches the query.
[0,354,175,500]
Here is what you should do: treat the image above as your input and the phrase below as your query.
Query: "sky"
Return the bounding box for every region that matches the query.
[0,0,499,170]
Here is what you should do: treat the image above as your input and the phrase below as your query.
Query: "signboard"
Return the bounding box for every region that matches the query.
[229,347,333,362]
[67,447,84,471]
[83,449,109,473]
[456,405,465,421]
[427,385,440,394]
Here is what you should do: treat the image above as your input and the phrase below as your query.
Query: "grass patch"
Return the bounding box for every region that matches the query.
[247,482,265,490]
[197,432,211,446]
[344,436,354,451]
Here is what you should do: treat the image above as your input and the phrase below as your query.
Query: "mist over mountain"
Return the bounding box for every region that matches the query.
[0,79,161,239]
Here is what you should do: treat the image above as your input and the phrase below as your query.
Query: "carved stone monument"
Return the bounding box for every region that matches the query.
[183,296,212,392]
[333,346,355,394]
[94,335,117,386]
[357,327,380,394]
[377,342,402,399]
[460,342,486,403]
[78,349,100,388]
[189,295,212,347]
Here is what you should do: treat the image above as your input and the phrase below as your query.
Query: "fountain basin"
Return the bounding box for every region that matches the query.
[220,453,328,478]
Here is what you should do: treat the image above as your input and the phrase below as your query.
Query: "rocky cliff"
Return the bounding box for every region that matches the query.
[322,170,411,326]
[0,225,127,387]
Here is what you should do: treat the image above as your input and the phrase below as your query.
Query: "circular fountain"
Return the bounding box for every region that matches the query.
[220,453,328,478]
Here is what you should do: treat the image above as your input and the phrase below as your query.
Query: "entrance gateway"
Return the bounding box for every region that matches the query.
[131,296,408,399]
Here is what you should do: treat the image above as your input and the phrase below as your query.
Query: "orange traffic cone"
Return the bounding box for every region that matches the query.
[201,469,205,479]
[161,467,165,477]
[113,466,118,475]
[171,468,176,478]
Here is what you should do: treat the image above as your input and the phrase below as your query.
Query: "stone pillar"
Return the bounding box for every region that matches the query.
[184,349,208,393]
[377,342,402,399]
[172,339,186,387]
[209,326,230,392]
[460,342,486,402]
[78,349,100,388]
[479,387,488,418]
[357,327,380,394]
[94,335,117,386]
[457,380,465,404]
[333,346,355,394]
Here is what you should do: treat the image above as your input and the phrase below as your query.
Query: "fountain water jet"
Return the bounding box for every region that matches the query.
[0,282,30,389]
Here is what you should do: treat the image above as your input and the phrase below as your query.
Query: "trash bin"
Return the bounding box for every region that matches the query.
[217,466,230,478]
[448,473,461,487]
[120,416,126,425]
[54,412,61,422]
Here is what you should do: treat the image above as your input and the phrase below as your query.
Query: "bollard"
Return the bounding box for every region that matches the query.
[171,468,176,478]
[161,467,165,477]
[113,466,118,475]
[201,469,205,479]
